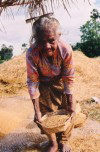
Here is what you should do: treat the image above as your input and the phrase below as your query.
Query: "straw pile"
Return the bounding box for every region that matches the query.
[73,51,100,101]
[0,51,100,101]
[0,53,27,96]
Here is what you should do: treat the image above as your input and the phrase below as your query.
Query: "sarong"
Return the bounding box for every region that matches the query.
[39,77,74,144]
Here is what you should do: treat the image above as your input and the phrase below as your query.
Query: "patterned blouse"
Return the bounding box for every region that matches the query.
[26,40,74,100]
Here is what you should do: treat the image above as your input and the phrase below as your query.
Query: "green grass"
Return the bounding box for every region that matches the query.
[88,107,100,121]
[0,60,4,64]
[79,99,100,122]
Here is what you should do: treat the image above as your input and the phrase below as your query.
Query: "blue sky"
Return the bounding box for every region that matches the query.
[0,0,100,56]
[96,0,100,6]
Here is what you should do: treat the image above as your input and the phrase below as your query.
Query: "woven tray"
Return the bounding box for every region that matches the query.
[40,109,71,134]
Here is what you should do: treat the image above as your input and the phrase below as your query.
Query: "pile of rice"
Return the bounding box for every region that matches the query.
[42,114,70,128]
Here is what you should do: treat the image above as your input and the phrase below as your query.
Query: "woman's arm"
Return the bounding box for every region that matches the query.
[26,49,42,122]
[32,98,42,122]
[61,44,75,113]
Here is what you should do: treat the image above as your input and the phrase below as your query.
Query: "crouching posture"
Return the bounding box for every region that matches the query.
[26,14,76,152]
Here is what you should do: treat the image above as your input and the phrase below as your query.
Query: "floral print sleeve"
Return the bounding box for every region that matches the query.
[26,48,40,100]
[26,41,74,99]
[60,43,75,94]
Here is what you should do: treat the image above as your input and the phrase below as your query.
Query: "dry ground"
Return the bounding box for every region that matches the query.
[0,94,99,152]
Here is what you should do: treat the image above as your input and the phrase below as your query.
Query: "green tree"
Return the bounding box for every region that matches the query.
[22,43,27,47]
[0,44,13,63]
[74,9,100,57]
[21,43,28,53]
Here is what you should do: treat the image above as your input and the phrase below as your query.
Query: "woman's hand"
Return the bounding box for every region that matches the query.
[34,111,42,123]
[62,93,75,113]
[66,94,76,122]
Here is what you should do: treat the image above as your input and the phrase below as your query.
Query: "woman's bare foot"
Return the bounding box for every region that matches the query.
[59,143,72,152]
[48,142,58,152]
[47,133,58,152]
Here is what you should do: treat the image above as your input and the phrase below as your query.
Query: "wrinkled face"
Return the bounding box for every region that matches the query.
[39,32,60,57]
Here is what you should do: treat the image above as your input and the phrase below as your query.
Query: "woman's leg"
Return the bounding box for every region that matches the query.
[59,122,74,152]
[39,79,64,151]
[48,133,58,152]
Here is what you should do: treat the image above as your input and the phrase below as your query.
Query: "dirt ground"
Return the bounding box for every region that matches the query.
[0,93,100,152]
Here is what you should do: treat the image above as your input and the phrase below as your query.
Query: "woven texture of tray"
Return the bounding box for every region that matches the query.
[40,110,72,134]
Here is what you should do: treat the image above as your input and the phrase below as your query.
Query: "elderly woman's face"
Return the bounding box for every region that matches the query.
[39,32,60,57]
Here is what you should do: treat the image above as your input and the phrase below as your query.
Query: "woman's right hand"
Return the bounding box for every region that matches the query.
[34,111,42,123]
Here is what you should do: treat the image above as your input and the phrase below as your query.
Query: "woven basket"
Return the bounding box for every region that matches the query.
[40,109,72,134]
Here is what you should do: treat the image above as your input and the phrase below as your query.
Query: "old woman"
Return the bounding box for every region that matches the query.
[26,14,75,152]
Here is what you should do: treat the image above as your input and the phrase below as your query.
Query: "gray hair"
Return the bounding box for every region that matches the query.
[30,15,61,43]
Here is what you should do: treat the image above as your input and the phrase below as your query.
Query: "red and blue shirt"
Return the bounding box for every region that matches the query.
[26,40,74,99]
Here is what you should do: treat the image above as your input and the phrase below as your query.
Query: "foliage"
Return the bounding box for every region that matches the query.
[0,44,13,63]
[21,43,28,53]
[74,9,100,57]
[22,43,27,47]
